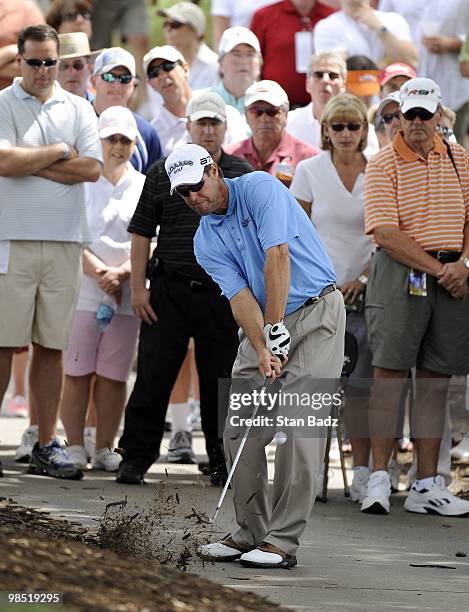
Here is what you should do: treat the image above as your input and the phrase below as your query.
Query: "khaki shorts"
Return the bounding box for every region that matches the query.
[365,249,469,375]
[0,241,82,350]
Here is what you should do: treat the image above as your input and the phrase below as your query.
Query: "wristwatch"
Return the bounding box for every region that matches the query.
[357,274,368,286]
[460,256,469,269]
[378,26,388,36]
[62,142,70,160]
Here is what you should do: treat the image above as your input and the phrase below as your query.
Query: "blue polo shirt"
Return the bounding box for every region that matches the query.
[194,172,336,315]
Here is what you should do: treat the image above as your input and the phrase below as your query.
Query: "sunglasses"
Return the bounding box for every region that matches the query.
[175,179,205,197]
[312,70,341,81]
[62,11,92,21]
[402,108,435,121]
[147,60,181,79]
[22,57,57,69]
[105,135,133,145]
[247,106,282,118]
[329,122,362,132]
[164,20,185,30]
[59,59,86,72]
[382,111,400,124]
[438,125,454,138]
[101,72,133,85]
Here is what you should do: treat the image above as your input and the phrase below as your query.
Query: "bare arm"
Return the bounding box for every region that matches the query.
[0,45,20,79]
[83,248,107,279]
[422,35,462,55]
[374,226,442,275]
[34,157,101,185]
[264,243,290,325]
[212,15,230,50]
[130,233,157,324]
[436,222,469,298]
[296,198,312,217]
[0,143,69,177]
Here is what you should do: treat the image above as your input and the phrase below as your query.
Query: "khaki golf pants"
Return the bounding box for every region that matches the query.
[225,289,345,556]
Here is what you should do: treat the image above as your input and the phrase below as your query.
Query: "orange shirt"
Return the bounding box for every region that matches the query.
[365,132,469,251]
[0,0,45,90]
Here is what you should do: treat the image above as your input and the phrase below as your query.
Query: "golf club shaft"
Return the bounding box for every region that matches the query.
[210,374,269,523]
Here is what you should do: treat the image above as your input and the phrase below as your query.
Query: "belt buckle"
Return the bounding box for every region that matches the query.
[189,280,203,289]
[307,296,320,307]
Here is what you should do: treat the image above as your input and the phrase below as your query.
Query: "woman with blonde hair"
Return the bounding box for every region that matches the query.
[291,92,376,503]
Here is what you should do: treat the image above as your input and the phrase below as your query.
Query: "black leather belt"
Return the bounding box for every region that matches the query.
[426,250,461,264]
[303,284,336,308]
[167,272,217,290]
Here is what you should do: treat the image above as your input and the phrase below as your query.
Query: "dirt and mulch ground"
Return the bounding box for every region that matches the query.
[0,488,289,612]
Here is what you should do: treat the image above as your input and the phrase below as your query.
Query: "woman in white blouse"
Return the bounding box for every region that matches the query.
[290,93,374,504]
[60,106,145,472]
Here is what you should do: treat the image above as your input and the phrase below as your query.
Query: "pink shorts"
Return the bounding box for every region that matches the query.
[64,310,139,382]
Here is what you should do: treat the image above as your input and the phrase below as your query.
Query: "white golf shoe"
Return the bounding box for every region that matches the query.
[197,537,248,562]
[239,542,297,568]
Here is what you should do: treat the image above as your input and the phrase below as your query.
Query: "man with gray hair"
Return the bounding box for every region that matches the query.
[287,51,379,154]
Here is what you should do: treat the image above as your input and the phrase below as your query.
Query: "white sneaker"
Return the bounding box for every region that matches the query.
[388,458,400,492]
[197,537,246,562]
[92,447,122,472]
[350,468,369,503]
[450,438,469,462]
[15,425,38,462]
[66,445,88,469]
[167,431,195,463]
[361,470,391,514]
[404,475,469,516]
[83,426,96,462]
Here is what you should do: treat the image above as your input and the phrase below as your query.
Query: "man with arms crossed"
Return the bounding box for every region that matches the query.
[0,25,102,480]
[165,143,345,568]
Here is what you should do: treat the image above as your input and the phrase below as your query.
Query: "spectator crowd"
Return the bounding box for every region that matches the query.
[2,0,469,567]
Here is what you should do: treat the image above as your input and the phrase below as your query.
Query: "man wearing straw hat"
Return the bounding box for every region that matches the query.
[57,32,97,100]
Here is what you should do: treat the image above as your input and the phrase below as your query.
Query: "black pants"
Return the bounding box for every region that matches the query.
[118,273,239,471]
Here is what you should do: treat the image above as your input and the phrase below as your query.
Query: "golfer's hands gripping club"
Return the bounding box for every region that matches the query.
[260,320,290,380]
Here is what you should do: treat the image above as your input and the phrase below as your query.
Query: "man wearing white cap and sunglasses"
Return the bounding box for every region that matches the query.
[164,142,344,569]
[362,77,469,517]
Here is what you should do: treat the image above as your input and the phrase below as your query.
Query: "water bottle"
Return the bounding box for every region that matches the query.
[95,294,115,332]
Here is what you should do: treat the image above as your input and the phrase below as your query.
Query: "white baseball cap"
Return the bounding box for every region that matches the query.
[99,106,138,140]
[158,2,206,37]
[165,144,213,194]
[377,91,401,118]
[245,80,289,110]
[93,47,136,77]
[143,45,186,76]
[218,26,261,55]
[187,91,226,122]
[399,77,441,114]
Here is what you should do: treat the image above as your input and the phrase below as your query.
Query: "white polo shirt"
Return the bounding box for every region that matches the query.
[0,78,102,243]
[189,43,220,90]
[290,150,374,287]
[77,163,145,316]
[286,102,379,158]
[313,9,412,65]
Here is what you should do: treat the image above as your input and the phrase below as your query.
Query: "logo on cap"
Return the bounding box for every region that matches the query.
[168,160,194,176]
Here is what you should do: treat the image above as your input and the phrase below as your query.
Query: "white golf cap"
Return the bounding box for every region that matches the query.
[377,91,401,118]
[245,80,289,110]
[93,47,136,77]
[165,144,213,194]
[399,77,441,114]
[218,26,261,55]
[143,45,185,76]
[158,2,206,37]
[99,106,138,140]
[187,91,226,122]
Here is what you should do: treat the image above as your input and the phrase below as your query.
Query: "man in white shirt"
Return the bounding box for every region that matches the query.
[314,0,418,67]
[145,45,248,156]
[158,1,219,90]
[379,0,469,141]
[287,51,379,155]
[0,24,102,480]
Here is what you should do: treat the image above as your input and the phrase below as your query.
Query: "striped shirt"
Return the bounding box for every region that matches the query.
[365,132,469,250]
[0,79,102,243]
[128,150,253,282]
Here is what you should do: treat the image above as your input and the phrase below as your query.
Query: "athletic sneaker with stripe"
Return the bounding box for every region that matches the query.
[404,475,469,516]
[361,470,391,514]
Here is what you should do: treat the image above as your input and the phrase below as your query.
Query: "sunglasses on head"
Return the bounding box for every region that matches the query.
[329,122,362,132]
[101,72,133,85]
[147,60,181,79]
[247,106,282,118]
[382,111,400,124]
[175,178,205,197]
[312,70,341,81]
[59,59,86,71]
[62,11,92,21]
[22,57,57,69]
[105,135,133,145]
[164,20,185,30]
[402,108,435,121]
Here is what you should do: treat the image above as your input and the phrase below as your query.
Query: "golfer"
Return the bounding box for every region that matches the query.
[165,144,345,569]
